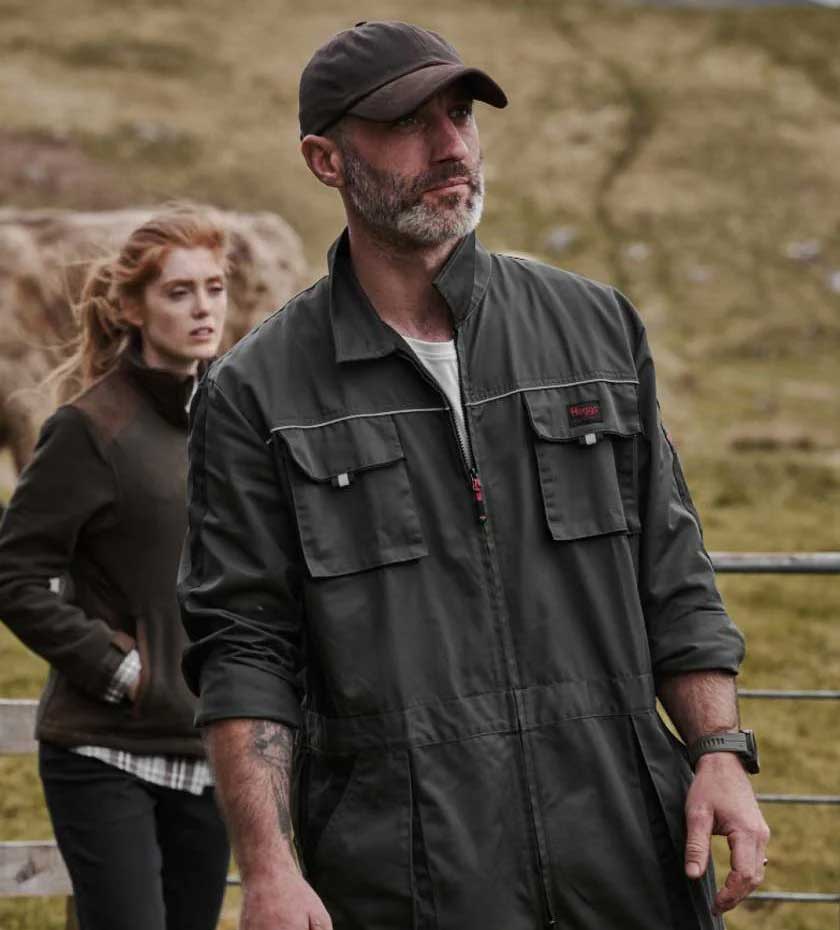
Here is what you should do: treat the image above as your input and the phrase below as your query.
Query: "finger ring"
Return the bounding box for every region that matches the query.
[763,858,769,866]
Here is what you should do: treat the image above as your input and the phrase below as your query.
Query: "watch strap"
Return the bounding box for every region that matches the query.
[688,730,760,774]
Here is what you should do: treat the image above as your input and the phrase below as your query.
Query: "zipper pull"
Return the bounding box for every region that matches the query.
[470,470,488,523]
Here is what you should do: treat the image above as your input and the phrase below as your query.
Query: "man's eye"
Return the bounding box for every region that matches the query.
[394,114,420,130]
[168,289,189,299]
[452,104,473,121]
[209,283,225,295]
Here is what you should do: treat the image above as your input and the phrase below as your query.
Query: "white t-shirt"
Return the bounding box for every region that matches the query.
[404,336,474,467]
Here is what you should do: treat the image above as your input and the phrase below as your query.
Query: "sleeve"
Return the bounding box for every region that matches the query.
[615,290,746,679]
[178,374,305,729]
[0,405,134,697]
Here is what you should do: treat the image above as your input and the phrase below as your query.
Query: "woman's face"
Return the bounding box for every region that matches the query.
[131,246,228,375]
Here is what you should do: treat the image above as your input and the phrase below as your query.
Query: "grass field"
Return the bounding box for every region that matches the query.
[0,0,838,927]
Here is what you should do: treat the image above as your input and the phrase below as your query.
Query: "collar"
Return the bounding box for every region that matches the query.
[118,348,197,428]
[329,228,493,364]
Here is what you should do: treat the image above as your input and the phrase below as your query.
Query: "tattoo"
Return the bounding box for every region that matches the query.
[249,720,294,839]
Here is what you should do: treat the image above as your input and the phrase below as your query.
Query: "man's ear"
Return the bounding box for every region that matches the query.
[301,134,345,189]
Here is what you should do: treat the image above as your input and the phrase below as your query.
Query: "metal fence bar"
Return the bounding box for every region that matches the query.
[739,689,840,700]
[706,551,840,917]
[757,794,840,805]
[710,552,840,573]
[751,892,840,903]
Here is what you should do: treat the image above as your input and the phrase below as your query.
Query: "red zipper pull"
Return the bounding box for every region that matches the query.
[470,470,488,523]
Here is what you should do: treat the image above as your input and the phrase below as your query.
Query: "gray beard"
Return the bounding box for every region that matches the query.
[341,148,484,248]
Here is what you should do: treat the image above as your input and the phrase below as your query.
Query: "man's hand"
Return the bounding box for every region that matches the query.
[657,671,770,913]
[240,870,332,930]
[684,752,770,914]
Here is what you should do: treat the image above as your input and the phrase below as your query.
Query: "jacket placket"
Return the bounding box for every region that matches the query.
[396,318,559,929]
[453,321,559,930]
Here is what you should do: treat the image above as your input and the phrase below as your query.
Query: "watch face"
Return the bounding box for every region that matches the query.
[742,729,760,774]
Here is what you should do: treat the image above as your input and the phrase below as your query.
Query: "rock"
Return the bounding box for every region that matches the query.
[0,207,308,472]
[543,225,578,255]
[624,241,651,263]
[686,265,713,284]
[784,239,822,262]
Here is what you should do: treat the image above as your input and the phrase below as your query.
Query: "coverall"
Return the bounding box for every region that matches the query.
[180,231,744,930]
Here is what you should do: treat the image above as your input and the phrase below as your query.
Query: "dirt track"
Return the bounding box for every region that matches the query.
[634,0,839,6]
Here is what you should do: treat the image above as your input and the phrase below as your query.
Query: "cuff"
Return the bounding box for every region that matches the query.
[650,607,746,679]
[193,656,302,730]
[91,631,138,697]
[103,648,141,703]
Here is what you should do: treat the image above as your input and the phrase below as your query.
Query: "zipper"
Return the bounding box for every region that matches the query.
[399,335,557,927]
[451,327,558,929]
[396,345,485,522]
[470,469,487,523]
[445,385,487,527]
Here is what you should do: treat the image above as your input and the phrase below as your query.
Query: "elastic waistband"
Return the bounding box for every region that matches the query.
[304,673,655,753]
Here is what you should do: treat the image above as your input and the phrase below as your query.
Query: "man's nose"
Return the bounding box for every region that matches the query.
[430,115,470,163]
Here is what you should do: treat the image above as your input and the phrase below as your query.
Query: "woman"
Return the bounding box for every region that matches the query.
[0,207,231,930]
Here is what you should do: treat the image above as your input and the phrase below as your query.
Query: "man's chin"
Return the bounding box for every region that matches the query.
[394,194,483,246]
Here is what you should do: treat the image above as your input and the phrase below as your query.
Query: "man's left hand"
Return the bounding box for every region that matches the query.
[683,751,770,914]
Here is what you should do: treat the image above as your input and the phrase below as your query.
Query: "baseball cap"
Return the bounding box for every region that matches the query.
[299,21,508,138]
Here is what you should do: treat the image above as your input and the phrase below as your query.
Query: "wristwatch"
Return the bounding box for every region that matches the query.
[687,729,760,774]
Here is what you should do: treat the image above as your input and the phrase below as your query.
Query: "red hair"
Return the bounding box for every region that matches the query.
[53,204,229,398]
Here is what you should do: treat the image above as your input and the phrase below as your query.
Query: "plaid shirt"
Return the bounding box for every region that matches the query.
[71,649,213,796]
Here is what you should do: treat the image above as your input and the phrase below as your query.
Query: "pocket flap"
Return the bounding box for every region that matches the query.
[277,415,404,482]
[524,381,641,441]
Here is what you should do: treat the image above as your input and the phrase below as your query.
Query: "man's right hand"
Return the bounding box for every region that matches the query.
[203,719,332,929]
[240,873,332,930]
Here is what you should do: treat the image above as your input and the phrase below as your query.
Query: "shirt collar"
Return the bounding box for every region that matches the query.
[329,228,493,364]
[118,347,197,428]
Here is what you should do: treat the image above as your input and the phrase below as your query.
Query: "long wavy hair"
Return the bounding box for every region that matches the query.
[51,205,229,400]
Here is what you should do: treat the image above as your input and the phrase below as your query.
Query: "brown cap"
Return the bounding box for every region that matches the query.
[299,21,507,138]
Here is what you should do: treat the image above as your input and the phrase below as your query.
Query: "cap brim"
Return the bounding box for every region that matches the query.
[348,63,508,122]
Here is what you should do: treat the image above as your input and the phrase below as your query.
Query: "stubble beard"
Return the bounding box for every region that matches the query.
[341,146,485,248]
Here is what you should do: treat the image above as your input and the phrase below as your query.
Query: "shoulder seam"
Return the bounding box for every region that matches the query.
[55,402,122,517]
[210,274,329,374]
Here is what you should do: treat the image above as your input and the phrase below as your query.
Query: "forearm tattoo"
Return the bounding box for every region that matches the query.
[249,719,295,839]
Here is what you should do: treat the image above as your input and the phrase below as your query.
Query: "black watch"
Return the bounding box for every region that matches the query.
[687,729,760,775]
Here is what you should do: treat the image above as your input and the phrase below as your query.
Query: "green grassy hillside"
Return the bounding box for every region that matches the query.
[1,0,838,927]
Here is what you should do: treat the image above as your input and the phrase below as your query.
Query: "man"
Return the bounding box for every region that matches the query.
[179,21,769,930]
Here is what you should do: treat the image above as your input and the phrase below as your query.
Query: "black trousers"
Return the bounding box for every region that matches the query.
[39,741,230,930]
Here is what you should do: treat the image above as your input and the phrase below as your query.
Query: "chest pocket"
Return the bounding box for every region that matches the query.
[524,381,642,541]
[276,415,427,578]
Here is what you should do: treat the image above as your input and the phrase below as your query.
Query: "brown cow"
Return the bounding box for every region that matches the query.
[0,208,308,474]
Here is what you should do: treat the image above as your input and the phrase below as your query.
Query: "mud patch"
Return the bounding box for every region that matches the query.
[0,130,126,209]
[56,37,204,77]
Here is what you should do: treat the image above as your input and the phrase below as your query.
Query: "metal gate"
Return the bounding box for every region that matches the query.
[711,552,840,921]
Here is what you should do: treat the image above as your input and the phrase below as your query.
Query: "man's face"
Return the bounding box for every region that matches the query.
[335,83,484,248]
